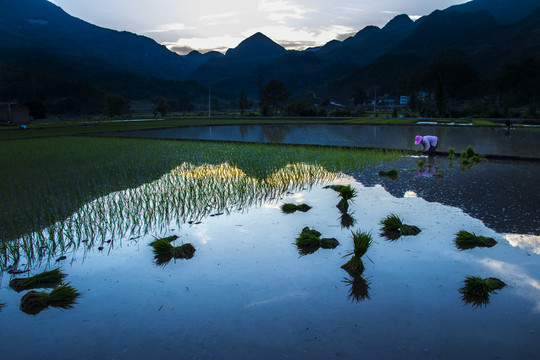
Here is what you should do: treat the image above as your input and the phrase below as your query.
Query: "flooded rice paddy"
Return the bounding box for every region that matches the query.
[1,150,539,359]
[114,123,540,159]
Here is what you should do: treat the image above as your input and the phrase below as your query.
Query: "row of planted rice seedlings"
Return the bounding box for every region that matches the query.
[0,161,344,267]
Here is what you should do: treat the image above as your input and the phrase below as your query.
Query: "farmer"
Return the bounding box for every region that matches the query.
[415,135,438,156]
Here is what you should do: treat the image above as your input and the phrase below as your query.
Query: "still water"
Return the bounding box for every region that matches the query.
[0,158,538,360]
[114,123,540,159]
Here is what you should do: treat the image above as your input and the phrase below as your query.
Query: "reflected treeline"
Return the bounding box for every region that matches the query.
[1,162,342,268]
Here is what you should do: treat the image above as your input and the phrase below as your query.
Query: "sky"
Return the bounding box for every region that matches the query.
[47,0,468,54]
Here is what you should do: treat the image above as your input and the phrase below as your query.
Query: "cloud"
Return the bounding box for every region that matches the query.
[199,11,240,21]
[258,0,313,21]
[144,23,194,34]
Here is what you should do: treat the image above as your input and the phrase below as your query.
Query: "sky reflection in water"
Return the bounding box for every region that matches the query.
[0,161,539,360]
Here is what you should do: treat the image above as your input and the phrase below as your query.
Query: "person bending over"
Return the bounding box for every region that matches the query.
[415,135,438,156]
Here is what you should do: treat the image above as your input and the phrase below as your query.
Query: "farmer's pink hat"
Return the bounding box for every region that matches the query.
[415,135,422,145]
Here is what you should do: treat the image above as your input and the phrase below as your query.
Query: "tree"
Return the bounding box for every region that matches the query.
[105,93,127,118]
[177,96,193,113]
[238,91,253,116]
[260,79,290,116]
[154,97,169,117]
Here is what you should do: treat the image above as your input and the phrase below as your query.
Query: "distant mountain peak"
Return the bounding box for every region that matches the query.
[225,32,286,60]
[382,14,415,32]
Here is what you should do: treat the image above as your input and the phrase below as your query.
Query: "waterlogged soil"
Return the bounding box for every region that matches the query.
[1,162,539,359]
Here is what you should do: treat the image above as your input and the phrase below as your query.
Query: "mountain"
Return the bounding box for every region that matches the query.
[316,15,416,67]
[190,32,287,85]
[444,0,540,24]
[0,0,191,80]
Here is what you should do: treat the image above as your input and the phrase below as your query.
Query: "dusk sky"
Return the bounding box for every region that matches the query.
[47,0,468,54]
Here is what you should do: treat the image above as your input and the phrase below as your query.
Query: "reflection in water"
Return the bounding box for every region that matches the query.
[1,163,341,268]
[343,276,371,302]
[504,234,540,255]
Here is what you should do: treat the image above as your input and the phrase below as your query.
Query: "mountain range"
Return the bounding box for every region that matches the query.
[1,0,539,112]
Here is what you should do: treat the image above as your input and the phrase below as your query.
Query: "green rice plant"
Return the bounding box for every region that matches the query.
[454,230,497,250]
[149,235,179,248]
[343,276,371,302]
[10,268,67,292]
[459,275,506,308]
[466,145,475,158]
[448,147,455,160]
[150,239,196,264]
[378,169,398,180]
[20,283,81,315]
[380,214,421,239]
[323,184,349,193]
[338,185,357,202]
[281,203,312,214]
[380,214,402,232]
[295,227,338,255]
[341,231,373,277]
[416,160,426,169]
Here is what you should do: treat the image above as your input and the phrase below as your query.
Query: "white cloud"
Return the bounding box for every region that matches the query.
[199,12,240,21]
[144,23,194,33]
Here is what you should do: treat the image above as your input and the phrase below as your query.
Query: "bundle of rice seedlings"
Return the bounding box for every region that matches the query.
[416,160,426,169]
[337,198,349,213]
[448,147,456,160]
[10,268,67,292]
[319,237,339,249]
[459,275,506,308]
[378,169,398,180]
[20,283,80,315]
[455,230,497,250]
[343,276,371,302]
[341,231,373,277]
[150,238,196,265]
[380,214,402,232]
[380,214,421,239]
[295,227,339,255]
[338,185,357,202]
[149,235,178,248]
[281,203,312,214]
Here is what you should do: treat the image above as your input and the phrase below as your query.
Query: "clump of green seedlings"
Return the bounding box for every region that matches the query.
[380,214,421,240]
[20,283,81,315]
[378,169,399,180]
[416,159,426,170]
[459,275,506,308]
[281,203,312,214]
[295,227,339,256]
[448,147,456,160]
[10,268,67,292]
[341,230,373,277]
[343,276,371,302]
[149,235,196,265]
[454,230,497,250]
[323,184,357,213]
[458,145,485,168]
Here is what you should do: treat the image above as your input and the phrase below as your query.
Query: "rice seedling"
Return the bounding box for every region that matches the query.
[459,275,506,308]
[9,268,67,292]
[149,235,179,248]
[295,227,339,255]
[378,169,399,180]
[281,203,312,214]
[341,231,373,277]
[380,214,421,239]
[416,160,426,169]
[454,230,497,250]
[338,185,357,202]
[448,147,455,160]
[343,276,371,302]
[149,238,196,265]
[20,283,81,315]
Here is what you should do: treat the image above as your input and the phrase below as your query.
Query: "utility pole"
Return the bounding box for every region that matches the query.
[208,86,211,119]
[373,88,377,116]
